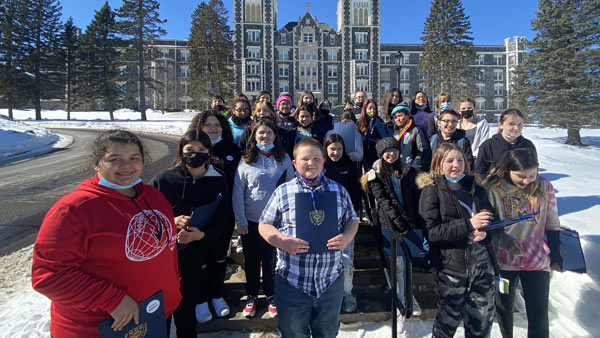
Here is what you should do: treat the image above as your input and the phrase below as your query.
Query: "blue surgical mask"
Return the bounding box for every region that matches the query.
[256,142,275,152]
[98,176,142,190]
[445,173,465,183]
[210,135,222,145]
[440,102,451,111]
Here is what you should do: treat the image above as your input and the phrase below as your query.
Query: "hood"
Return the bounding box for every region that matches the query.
[77,174,147,201]
[416,172,435,189]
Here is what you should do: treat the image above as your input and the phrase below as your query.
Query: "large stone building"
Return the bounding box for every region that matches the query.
[232,0,526,114]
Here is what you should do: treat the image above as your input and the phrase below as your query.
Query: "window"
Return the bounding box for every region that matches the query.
[476,98,485,110]
[355,49,368,60]
[356,63,369,76]
[278,49,289,60]
[300,66,305,76]
[246,78,260,92]
[399,83,410,96]
[381,69,390,81]
[247,47,260,58]
[300,83,305,90]
[303,33,313,43]
[281,33,287,44]
[311,50,317,60]
[279,81,289,93]
[494,69,503,81]
[312,82,317,90]
[494,83,503,96]
[327,65,338,78]
[246,62,260,74]
[403,54,410,64]
[180,50,189,62]
[477,83,485,96]
[381,54,391,64]
[182,83,189,94]
[118,66,127,75]
[399,69,409,80]
[475,55,484,65]
[355,32,367,44]
[312,66,317,77]
[494,55,503,65]
[300,50,305,60]
[328,82,338,94]
[247,30,261,42]
[279,64,289,77]
[494,99,504,110]
[356,79,369,92]
[180,67,189,78]
[477,69,485,80]
[327,50,338,61]
[419,73,426,81]
[330,34,336,45]
[381,83,390,94]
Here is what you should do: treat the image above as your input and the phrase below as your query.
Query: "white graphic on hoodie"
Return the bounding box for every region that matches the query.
[125,209,174,261]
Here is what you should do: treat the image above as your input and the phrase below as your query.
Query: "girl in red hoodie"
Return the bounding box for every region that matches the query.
[32,130,181,338]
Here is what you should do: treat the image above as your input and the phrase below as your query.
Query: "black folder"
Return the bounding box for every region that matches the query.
[178,194,222,251]
[483,212,538,232]
[295,191,339,254]
[99,291,166,338]
[560,227,587,273]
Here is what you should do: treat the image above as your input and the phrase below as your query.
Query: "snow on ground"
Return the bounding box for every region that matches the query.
[1,109,599,337]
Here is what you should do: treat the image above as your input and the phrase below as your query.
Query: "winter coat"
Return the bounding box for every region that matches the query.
[474,133,537,177]
[211,140,242,195]
[325,155,362,207]
[417,173,499,277]
[285,126,321,158]
[149,164,231,243]
[430,129,474,169]
[361,159,421,234]
[32,175,181,338]
[385,119,431,170]
[359,116,391,169]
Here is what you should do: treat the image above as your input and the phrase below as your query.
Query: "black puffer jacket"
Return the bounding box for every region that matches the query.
[362,159,421,234]
[325,155,361,207]
[417,173,499,277]
[474,133,537,177]
[211,140,241,195]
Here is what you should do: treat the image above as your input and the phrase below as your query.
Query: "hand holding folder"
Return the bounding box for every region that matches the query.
[99,291,166,338]
[482,211,538,232]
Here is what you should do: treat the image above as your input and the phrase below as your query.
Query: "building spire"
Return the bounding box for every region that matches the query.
[306,1,310,12]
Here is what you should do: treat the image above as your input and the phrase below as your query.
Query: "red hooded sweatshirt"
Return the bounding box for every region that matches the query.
[32,175,181,337]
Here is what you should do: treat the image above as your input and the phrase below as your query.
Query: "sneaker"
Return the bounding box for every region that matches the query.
[211,297,230,317]
[411,295,422,317]
[342,293,358,313]
[243,296,256,318]
[236,235,243,253]
[266,296,278,318]
[195,302,212,323]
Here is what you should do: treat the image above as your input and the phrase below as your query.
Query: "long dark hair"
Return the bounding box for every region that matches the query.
[382,88,403,121]
[187,109,234,143]
[358,98,378,134]
[243,120,286,165]
[410,91,432,115]
[483,148,545,202]
[323,133,351,165]
[172,129,212,169]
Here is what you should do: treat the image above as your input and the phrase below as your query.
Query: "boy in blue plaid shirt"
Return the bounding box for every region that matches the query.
[259,138,359,338]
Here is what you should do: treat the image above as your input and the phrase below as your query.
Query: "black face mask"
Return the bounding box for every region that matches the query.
[216,104,226,112]
[182,152,209,168]
[306,102,316,111]
[231,115,251,126]
[461,110,474,119]
[320,109,330,116]
[355,101,363,109]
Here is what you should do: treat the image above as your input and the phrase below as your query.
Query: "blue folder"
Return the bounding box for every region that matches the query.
[295,191,339,254]
[483,211,538,232]
[99,291,166,338]
[178,194,222,251]
[333,122,356,153]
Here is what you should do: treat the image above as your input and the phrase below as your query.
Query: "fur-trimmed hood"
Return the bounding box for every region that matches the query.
[416,172,435,189]
[360,159,383,191]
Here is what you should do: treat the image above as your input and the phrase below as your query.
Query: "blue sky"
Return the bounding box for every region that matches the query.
[60,0,539,45]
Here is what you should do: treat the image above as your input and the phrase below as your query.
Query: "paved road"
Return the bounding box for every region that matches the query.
[0,129,180,255]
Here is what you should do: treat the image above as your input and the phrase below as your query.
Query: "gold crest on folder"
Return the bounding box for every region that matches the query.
[309,209,325,226]
[125,323,147,338]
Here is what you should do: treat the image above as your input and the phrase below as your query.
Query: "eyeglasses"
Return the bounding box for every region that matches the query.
[440,119,458,125]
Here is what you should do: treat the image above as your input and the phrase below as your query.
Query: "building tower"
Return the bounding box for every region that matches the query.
[504,36,526,107]
[337,0,380,101]
[233,0,277,99]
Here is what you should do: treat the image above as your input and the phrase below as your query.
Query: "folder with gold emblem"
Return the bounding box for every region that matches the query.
[99,291,166,338]
[295,191,339,254]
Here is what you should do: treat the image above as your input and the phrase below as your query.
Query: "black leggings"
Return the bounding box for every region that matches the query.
[495,270,550,338]
[241,221,275,297]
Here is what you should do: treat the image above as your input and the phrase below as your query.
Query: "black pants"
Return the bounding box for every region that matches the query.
[170,243,208,338]
[495,270,550,338]
[205,216,235,299]
[241,221,275,297]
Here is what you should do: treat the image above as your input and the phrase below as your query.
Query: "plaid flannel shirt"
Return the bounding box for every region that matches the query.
[259,176,358,298]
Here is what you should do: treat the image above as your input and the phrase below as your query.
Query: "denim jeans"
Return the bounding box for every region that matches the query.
[342,239,355,296]
[381,226,407,304]
[275,274,344,338]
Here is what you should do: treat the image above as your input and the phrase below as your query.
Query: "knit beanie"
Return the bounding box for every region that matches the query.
[391,101,411,116]
[376,137,400,158]
[276,95,292,110]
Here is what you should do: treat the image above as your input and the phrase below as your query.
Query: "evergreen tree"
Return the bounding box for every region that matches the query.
[0,0,29,118]
[61,17,78,120]
[418,0,478,102]
[19,0,64,120]
[77,2,122,120]
[511,0,600,145]
[117,0,166,121]
[188,0,234,107]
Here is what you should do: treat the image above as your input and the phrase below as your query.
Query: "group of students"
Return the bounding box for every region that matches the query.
[30,87,562,338]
